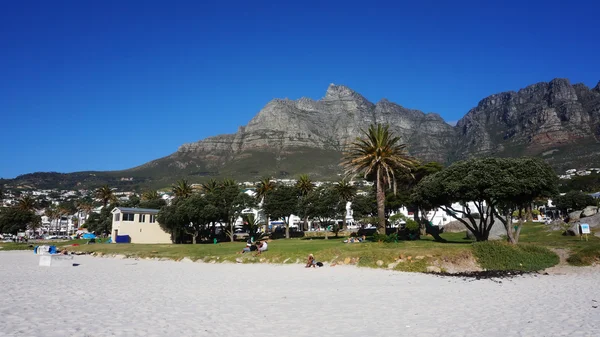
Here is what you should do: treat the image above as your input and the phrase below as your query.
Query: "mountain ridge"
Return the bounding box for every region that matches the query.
[5,78,600,190]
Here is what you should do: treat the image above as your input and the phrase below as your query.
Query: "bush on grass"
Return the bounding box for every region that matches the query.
[567,246,600,266]
[472,241,559,271]
[372,232,399,243]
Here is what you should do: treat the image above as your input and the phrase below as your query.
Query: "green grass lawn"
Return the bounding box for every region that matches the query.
[3,223,599,271]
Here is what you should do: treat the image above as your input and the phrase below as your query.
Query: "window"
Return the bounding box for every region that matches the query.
[122,213,135,221]
[149,215,156,223]
[114,213,120,221]
[140,214,146,223]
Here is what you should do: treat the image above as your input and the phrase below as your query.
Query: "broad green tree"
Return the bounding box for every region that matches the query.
[156,201,182,243]
[300,185,343,239]
[554,191,595,213]
[176,194,219,244]
[342,124,417,234]
[262,185,298,239]
[413,157,558,243]
[0,207,40,235]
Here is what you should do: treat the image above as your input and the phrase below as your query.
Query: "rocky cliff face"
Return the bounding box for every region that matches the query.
[12,78,599,188]
[454,79,600,170]
[164,84,455,178]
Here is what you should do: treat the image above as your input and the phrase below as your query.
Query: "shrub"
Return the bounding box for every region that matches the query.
[372,232,399,243]
[404,219,420,233]
[567,246,600,266]
[472,241,559,271]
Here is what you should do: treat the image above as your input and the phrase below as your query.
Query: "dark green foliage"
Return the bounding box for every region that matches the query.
[57,201,77,214]
[554,191,596,212]
[0,208,40,234]
[139,198,166,209]
[372,232,399,243]
[404,219,420,233]
[559,171,600,193]
[566,246,600,266]
[472,241,559,271]
[85,204,114,235]
[351,192,377,219]
[413,157,558,242]
[263,185,299,239]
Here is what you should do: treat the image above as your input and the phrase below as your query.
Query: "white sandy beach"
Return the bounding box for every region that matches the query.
[0,251,598,337]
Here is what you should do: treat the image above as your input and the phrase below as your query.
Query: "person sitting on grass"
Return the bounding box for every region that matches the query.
[255,240,268,255]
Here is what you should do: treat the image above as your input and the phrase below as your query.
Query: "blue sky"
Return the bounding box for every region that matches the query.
[1,0,599,178]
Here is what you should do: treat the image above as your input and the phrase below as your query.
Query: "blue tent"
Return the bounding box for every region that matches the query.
[82,233,97,239]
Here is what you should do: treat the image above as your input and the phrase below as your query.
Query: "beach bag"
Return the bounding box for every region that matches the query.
[316,262,323,267]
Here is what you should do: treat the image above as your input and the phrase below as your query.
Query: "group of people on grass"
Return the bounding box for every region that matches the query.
[343,235,366,243]
[239,239,268,255]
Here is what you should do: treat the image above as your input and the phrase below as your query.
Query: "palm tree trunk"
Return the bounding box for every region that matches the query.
[376,171,386,235]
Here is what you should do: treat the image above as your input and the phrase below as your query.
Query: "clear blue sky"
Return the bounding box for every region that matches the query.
[1,0,598,178]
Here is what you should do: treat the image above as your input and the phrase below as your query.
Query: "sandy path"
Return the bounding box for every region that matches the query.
[0,251,598,337]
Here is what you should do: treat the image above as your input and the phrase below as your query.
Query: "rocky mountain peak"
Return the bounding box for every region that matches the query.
[594,81,600,93]
[325,83,364,100]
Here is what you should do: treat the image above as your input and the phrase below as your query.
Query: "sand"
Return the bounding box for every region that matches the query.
[0,251,599,337]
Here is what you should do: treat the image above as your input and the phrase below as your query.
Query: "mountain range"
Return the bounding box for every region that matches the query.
[5,78,600,190]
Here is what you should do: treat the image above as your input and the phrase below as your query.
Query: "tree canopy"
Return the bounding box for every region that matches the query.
[262,185,298,239]
[0,207,40,234]
[412,157,558,243]
[554,191,596,212]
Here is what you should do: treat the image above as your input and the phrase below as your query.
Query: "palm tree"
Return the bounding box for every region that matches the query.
[77,202,93,228]
[342,124,417,234]
[172,179,193,199]
[201,179,219,194]
[95,185,114,208]
[334,178,356,230]
[221,178,237,189]
[142,190,160,201]
[295,174,315,231]
[17,195,36,211]
[255,177,275,232]
[45,206,60,236]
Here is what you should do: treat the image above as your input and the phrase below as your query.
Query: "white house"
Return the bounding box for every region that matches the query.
[110,207,171,244]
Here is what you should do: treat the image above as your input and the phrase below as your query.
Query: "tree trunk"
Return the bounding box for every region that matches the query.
[503,210,516,244]
[303,216,308,231]
[230,222,235,242]
[376,171,386,235]
[192,232,197,244]
[285,223,290,239]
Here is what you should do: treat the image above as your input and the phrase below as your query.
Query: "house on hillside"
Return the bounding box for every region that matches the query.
[110,207,171,244]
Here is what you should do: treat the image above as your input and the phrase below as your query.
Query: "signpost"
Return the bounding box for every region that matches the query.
[580,223,591,241]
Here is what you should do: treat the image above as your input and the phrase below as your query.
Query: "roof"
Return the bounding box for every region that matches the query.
[112,207,160,214]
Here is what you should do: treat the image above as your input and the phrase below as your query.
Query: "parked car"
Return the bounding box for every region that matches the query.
[232,229,249,241]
